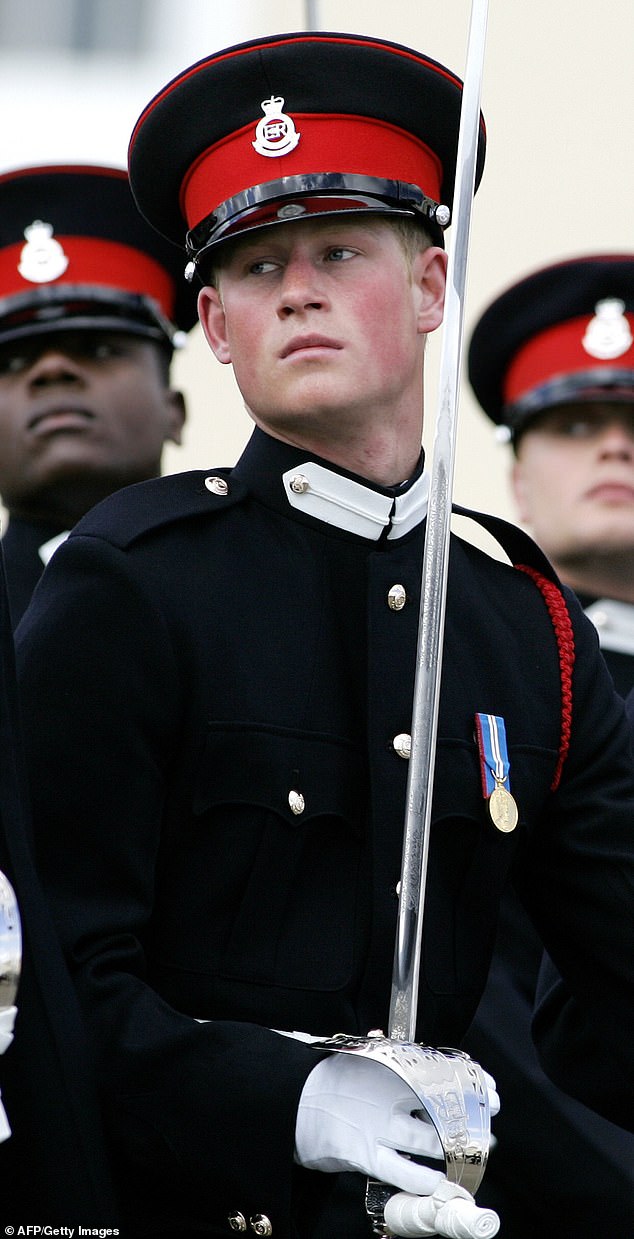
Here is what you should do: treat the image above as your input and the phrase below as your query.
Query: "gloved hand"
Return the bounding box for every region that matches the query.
[0,1005,17,1143]
[294,1052,448,1195]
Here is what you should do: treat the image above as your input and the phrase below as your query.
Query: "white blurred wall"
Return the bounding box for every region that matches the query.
[1,0,632,529]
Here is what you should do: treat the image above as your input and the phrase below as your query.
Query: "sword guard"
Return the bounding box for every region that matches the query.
[310,1031,491,1200]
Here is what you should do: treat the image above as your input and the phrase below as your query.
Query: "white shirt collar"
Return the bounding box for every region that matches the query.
[38,530,69,566]
[282,460,429,540]
[583,597,634,656]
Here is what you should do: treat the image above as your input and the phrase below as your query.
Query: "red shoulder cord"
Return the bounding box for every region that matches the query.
[515,565,575,791]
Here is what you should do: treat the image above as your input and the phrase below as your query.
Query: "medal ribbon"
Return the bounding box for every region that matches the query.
[475,713,511,797]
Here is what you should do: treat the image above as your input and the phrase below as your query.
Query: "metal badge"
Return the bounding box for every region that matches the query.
[252,96,301,158]
[475,713,518,833]
[488,783,518,833]
[18,220,69,284]
[582,298,633,360]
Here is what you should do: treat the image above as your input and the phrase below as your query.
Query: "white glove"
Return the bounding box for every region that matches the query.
[294,1052,447,1195]
[0,1005,17,1143]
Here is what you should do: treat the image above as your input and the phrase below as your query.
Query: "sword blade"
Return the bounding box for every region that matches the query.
[389,0,489,1044]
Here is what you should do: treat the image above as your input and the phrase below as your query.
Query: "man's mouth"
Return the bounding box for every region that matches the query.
[586,481,634,504]
[280,335,342,359]
[28,405,95,434]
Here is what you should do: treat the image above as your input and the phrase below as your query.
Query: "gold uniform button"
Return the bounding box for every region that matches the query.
[205,475,229,496]
[250,1216,273,1237]
[387,584,407,611]
[228,1212,247,1232]
[392,733,411,759]
[288,790,305,815]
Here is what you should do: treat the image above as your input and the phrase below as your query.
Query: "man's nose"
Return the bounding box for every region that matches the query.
[277,255,327,318]
[27,348,85,386]
[597,419,634,459]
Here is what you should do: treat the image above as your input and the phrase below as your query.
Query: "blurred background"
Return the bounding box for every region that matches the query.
[0,0,632,524]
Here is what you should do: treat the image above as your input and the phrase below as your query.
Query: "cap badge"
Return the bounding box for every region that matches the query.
[18,220,69,284]
[252,96,300,158]
[582,298,633,360]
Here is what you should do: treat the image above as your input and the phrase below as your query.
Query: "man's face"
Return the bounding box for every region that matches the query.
[198,217,445,454]
[0,328,185,515]
[512,401,634,561]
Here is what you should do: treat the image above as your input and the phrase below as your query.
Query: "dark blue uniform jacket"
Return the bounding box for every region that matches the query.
[15,430,634,1237]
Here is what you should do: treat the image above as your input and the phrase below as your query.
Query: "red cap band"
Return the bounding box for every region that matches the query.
[182,112,443,230]
[0,236,177,318]
[503,313,634,407]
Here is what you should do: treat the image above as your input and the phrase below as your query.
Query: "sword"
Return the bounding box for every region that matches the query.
[389,0,489,1051]
[314,3,494,1233]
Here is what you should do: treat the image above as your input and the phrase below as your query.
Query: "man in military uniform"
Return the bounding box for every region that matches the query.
[0,163,197,627]
[14,33,634,1239]
[469,255,634,695]
[464,258,634,1236]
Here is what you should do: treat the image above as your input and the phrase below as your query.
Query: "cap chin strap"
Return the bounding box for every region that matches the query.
[184,172,450,280]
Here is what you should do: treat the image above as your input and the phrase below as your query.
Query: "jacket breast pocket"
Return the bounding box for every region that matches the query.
[423,738,556,998]
[156,723,366,994]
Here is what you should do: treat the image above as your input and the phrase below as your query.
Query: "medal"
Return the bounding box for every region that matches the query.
[475,713,518,833]
[488,781,518,833]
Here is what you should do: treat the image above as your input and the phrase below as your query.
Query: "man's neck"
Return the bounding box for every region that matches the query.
[252,422,423,488]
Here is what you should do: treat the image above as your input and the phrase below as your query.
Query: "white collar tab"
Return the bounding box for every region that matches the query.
[282,460,429,540]
[38,530,70,566]
[583,597,634,656]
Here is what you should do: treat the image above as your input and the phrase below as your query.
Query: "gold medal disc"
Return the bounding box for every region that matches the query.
[488,785,518,833]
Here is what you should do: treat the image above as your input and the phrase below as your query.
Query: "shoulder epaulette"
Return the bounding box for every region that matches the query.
[70,468,248,550]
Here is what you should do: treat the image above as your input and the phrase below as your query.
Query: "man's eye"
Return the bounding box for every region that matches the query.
[562,420,593,438]
[248,259,278,275]
[0,355,28,375]
[90,341,124,361]
[326,247,356,262]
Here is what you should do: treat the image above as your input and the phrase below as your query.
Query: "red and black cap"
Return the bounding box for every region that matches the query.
[468,254,634,440]
[128,30,486,280]
[0,163,198,348]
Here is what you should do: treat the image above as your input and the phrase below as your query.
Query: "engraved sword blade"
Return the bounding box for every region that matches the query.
[389,0,489,1045]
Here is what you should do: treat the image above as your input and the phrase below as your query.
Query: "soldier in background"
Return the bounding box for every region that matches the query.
[0,163,197,627]
[466,255,634,1236]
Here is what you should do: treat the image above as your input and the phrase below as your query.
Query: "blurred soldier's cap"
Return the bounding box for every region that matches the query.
[468,254,634,441]
[128,30,486,281]
[0,163,199,349]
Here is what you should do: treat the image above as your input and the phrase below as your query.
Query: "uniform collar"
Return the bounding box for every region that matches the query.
[232,428,428,541]
[582,596,634,656]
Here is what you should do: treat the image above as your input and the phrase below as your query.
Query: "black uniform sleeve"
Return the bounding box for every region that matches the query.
[15,532,321,1236]
[0,544,119,1224]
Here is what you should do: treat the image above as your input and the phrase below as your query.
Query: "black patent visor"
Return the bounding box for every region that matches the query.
[0,285,181,348]
[507,368,634,438]
[185,172,449,276]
